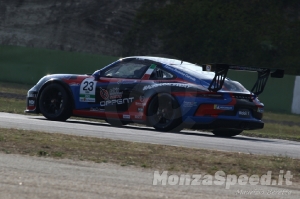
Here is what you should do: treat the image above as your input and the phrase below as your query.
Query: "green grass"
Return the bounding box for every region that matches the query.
[263,112,300,124]
[242,112,300,141]
[0,128,299,182]
[0,98,26,114]
[0,45,118,85]
[0,82,31,95]
[243,123,300,141]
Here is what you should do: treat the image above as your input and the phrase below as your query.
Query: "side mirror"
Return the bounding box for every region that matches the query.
[93,70,102,80]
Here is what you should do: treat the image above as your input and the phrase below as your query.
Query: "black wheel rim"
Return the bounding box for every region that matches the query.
[152,99,174,126]
[41,88,64,115]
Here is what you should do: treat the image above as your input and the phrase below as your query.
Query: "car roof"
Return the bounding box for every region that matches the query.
[125,56,215,80]
[127,56,199,68]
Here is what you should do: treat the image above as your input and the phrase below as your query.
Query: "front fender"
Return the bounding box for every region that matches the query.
[36,78,76,111]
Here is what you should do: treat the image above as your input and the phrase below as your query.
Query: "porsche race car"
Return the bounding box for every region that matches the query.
[25,56,284,137]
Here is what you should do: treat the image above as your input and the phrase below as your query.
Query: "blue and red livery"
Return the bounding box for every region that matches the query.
[25,56,284,136]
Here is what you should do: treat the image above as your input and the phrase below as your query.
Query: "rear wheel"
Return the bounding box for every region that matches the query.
[38,83,72,121]
[147,93,182,132]
[212,129,243,137]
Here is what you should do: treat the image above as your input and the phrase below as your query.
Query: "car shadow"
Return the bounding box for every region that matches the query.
[176,130,277,142]
[148,127,278,142]
[31,117,282,143]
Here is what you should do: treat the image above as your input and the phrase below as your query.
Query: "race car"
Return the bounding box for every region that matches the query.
[25,56,284,137]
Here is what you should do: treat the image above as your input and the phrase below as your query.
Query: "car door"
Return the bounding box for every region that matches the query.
[96,58,150,113]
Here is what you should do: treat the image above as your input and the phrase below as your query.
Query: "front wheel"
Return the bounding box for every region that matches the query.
[38,83,72,121]
[212,129,243,137]
[147,93,182,132]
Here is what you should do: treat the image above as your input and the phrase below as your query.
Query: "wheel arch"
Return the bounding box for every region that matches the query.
[143,83,197,118]
[36,79,75,113]
[145,91,182,124]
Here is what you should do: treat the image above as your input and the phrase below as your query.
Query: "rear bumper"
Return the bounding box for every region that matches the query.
[186,118,264,130]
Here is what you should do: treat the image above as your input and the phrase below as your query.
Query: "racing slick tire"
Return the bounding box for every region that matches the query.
[147,93,182,132]
[212,129,243,137]
[38,83,72,121]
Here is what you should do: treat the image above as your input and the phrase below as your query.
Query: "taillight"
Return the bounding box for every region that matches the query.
[257,107,264,113]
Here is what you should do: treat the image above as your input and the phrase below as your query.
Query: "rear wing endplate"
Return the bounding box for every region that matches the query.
[202,64,284,95]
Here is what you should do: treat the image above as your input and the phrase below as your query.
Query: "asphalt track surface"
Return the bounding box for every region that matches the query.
[0,112,300,158]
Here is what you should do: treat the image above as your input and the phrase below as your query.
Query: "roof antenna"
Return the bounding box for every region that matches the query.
[181,60,183,65]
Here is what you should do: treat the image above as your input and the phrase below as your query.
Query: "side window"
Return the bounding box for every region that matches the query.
[103,59,149,79]
[150,68,174,80]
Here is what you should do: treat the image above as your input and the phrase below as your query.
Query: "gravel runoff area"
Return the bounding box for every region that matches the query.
[0,153,299,199]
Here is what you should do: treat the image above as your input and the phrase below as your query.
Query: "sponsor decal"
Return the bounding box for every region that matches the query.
[135,115,142,119]
[79,78,96,102]
[139,95,145,102]
[239,109,250,118]
[164,65,196,81]
[206,65,212,71]
[100,87,123,100]
[100,97,134,107]
[136,102,147,106]
[100,88,109,100]
[90,107,104,112]
[214,105,234,111]
[69,83,80,86]
[137,107,144,112]
[183,101,197,108]
[123,115,130,119]
[143,83,190,91]
[233,95,252,99]
[109,87,123,99]
[28,100,35,106]
[239,110,249,116]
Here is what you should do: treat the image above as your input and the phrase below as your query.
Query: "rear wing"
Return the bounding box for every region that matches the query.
[202,64,284,95]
